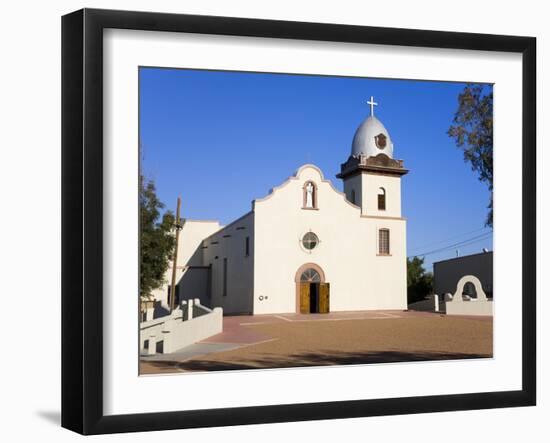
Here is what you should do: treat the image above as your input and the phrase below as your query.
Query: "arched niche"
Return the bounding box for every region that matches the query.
[452,275,488,302]
[378,187,386,210]
[302,181,318,209]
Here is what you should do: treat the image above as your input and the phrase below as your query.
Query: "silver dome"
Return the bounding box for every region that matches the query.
[351,115,394,159]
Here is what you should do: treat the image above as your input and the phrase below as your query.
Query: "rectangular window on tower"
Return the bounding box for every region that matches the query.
[378,229,390,255]
[245,236,250,256]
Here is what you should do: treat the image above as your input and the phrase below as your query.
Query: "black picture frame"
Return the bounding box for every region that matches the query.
[61,8,536,435]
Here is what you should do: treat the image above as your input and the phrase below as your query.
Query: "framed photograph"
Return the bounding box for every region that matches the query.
[61,8,536,435]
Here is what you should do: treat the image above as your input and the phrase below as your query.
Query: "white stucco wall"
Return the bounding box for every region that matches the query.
[178,267,210,306]
[343,173,362,207]
[343,172,402,217]
[203,212,255,314]
[446,300,494,316]
[361,173,402,218]
[150,219,221,306]
[161,306,223,353]
[253,164,407,314]
[140,302,223,353]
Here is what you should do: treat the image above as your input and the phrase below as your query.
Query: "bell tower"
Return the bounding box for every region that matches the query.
[336,96,408,217]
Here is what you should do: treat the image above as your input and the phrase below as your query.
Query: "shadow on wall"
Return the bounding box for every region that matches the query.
[186,244,203,267]
[153,301,170,318]
[141,349,492,373]
[176,244,212,307]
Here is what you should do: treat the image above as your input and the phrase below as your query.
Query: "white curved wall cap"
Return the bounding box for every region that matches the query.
[254,164,324,204]
[351,115,394,159]
[293,163,326,180]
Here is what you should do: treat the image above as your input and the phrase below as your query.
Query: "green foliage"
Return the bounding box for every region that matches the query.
[448,84,493,227]
[407,256,433,304]
[140,175,175,300]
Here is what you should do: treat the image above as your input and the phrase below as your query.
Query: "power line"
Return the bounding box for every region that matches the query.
[408,226,489,253]
[410,232,493,258]
[408,231,493,258]
[408,226,490,254]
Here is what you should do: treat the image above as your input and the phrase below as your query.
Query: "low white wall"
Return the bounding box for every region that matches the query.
[140,316,170,351]
[140,300,223,354]
[445,275,493,316]
[162,307,223,353]
[446,300,493,316]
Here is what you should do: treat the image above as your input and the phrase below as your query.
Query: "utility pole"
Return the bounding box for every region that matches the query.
[169,196,183,312]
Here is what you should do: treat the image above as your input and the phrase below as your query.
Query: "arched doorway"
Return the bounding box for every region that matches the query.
[295,263,330,314]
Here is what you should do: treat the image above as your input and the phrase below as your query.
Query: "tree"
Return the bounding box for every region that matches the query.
[140,175,176,300]
[407,256,433,304]
[448,84,493,226]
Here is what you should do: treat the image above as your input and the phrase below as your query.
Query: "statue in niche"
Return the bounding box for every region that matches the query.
[305,182,314,208]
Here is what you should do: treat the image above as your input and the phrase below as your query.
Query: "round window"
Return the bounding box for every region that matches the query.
[302,232,319,250]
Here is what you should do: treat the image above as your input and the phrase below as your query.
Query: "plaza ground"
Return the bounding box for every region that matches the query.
[140,310,493,374]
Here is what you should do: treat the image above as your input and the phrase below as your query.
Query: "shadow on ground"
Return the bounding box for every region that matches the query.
[142,349,492,373]
[36,410,60,425]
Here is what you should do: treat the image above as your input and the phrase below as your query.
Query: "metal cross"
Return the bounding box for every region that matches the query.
[367,95,378,116]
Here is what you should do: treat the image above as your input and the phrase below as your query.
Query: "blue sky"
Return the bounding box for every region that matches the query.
[139,68,493,271]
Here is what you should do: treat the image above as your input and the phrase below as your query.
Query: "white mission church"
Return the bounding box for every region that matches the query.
[152,98,409,315]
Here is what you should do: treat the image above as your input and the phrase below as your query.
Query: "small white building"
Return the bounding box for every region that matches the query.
[152,99,409,315]
[434,251,493,299]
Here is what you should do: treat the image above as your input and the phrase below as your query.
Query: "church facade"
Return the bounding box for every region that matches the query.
[152,99,409,315]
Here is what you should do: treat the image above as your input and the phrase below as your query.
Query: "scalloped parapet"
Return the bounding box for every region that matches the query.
[253,164,360,211]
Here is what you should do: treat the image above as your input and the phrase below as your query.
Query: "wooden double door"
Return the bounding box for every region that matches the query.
[300,282,330,314]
